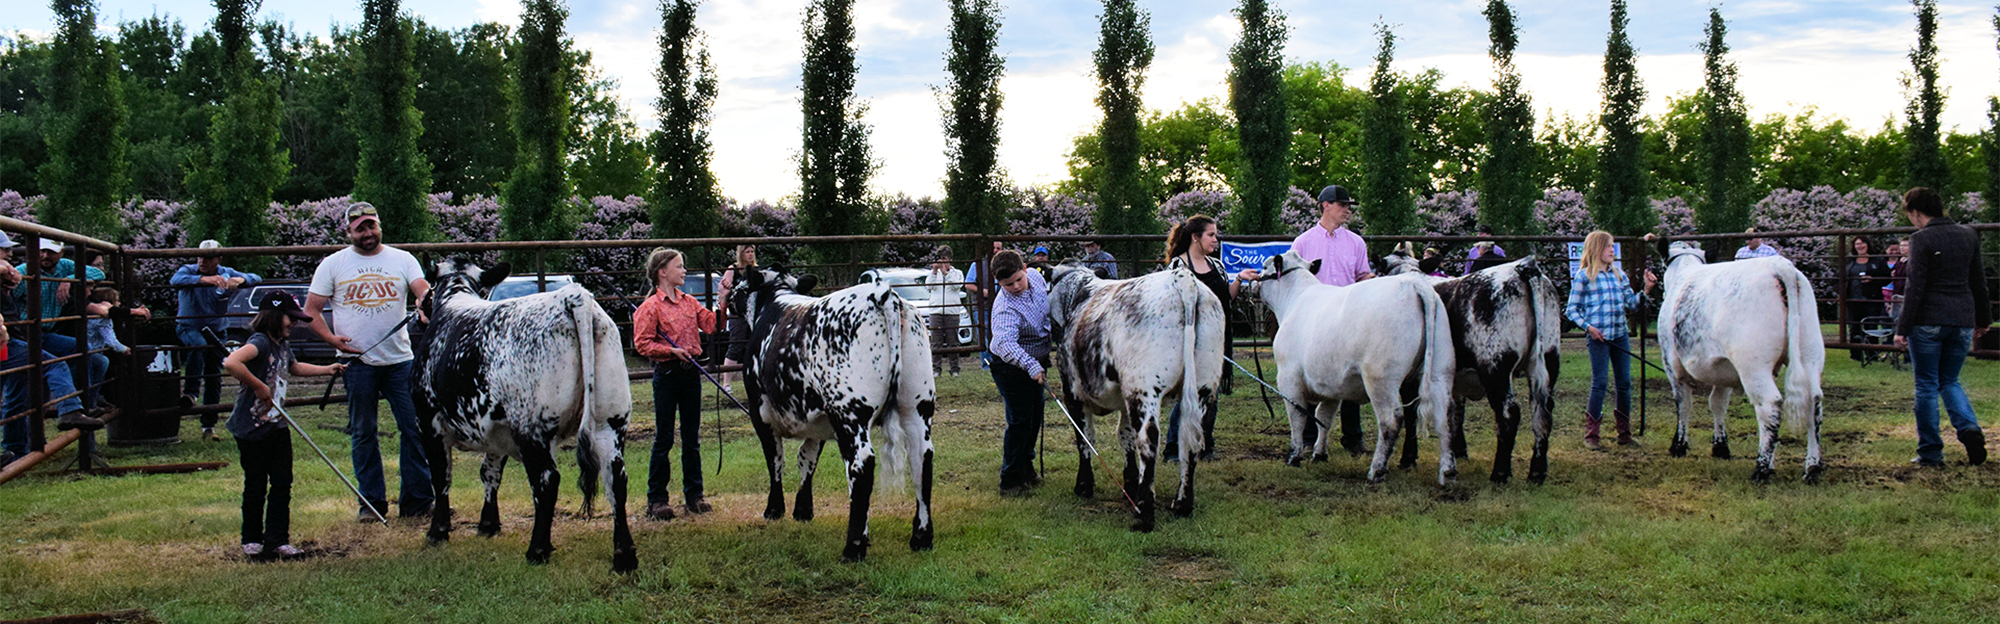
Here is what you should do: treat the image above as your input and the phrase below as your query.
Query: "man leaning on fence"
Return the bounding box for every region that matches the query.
[303,202,435,519]
[172,239,262,441]
[0,232,96,466]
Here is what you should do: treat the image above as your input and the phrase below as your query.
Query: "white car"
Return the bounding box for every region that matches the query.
[488,274,577,301]
[857,267,976,345]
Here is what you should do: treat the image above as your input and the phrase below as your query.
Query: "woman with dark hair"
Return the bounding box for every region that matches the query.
[1844,236,1890,362]
[1160,215,1259,460]
[1893,187,1991,467]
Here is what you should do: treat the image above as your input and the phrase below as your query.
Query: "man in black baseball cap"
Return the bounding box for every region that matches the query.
[1292,183,1372,456]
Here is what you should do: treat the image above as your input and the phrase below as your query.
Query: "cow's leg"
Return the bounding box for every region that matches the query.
[1310,402,1336,462]
[1709,386,1735,459]
[584,423,637,572]
[1285,400,1316,466]
[1526,351,1559,484]
[831,413,877,563]
[1366,383,1404,483]
[515,435,561,565]
[421,429,453,545]
[1071,400,1096,499]
[477,454,507,537]
[1450,394,1470,460]
[1802,391,1825,484]
[902,399,937,551]
[794,438,825,522]
[1396,385,1421,469]
[749,415,787,520]
[1743,377,1784,484]
[1170,387,1214,519]
[1668,378,1695,458]
[1490,381,1521,484]
[1123,395,1162,532]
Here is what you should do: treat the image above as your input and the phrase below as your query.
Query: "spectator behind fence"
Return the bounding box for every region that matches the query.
[1082,240,1118,279]
[1464,225,1506,275]
[1844,237,1889,363]
[15,239,103,333]
[1735,228,1780,260]
[303,202,434,520]
[172,239,261,440]
[964,240,1003,370]
[1893,187,1992,468]
[924,246,966,377]
[221,290,346,559]
[716,244,758,383]
[0,232,100,467]
[83,286,149,410]
[632,248,716,521]
[1292,184,1373,455]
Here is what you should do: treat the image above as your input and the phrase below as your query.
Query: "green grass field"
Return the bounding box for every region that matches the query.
[4,341,1999,623]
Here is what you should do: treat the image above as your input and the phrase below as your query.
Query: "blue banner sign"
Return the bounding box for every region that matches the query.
[1566,241,1622,277]
[1221,241,1293,275]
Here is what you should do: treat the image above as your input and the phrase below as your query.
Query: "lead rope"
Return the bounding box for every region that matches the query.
[1042,382,1140,515]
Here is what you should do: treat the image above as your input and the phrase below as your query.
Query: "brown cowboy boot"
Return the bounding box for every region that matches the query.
[1614,410,1636,446]
[1583,413,1604,452]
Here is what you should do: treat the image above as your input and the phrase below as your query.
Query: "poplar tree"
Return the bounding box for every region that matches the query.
[39,0,127,237]
[1695,7,1752,235]
[797,0,873,238]
[1589,0,1653,236]
[650,0,719,238]
[353,0,435,242]
[503,0,575,243]
[1093,0,1156,255]
[1905,0,1949,193]
[187,0,287,248]
[1360,24,1415,241]
[941,0,1007,240]
[1479,0,1537,235]
[1987,6,2000,224]
[1227,0,1289,235]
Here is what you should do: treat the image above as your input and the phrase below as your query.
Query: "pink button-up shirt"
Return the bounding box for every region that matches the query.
[1291,223,1370,286]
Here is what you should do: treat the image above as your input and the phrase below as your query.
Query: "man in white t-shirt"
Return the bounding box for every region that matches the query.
[304,202,434,520]
[923,246,967,376]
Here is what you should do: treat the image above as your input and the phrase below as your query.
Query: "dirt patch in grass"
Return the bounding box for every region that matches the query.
[1144,545,1231,583]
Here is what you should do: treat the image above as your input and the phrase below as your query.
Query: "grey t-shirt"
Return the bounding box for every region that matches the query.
[226,332,292,441]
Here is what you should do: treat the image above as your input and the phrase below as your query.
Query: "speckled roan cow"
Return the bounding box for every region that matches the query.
[1046,263,1224,532]
[729,266,937,562]
[412,259,637,572]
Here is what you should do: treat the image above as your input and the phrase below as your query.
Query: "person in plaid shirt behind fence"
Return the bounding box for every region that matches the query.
[1565,230,1657,451]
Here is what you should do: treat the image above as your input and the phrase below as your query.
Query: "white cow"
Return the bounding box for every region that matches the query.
[1253,251,1458,484]
[1657,241,1826,483]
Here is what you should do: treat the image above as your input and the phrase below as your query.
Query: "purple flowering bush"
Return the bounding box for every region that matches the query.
[571,195,655,297]
[718,198,799,264]
[881,195,946,266]
[1749,186,1900,281]
[1009,190,1095,259]
[1158,190,1235,229]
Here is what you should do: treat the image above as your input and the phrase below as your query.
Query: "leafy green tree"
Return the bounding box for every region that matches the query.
[503,0,575,243]
[797,0,874,238]
[1227,0,1288,235]
[649,0,719,237]
[1058,100,1232,205]
[40,0,128,237]
[1588,0,1652,236]
[119,14,198,200]
[1284,61,1367,194]
[273,27,360,202]
[1987,6,2000,223]
[1398,68,1485,197]
[1,35,51,196]
[1905,0,1949,193]
[1695,7,1754,235]
[1093,0,1157,252]
[414,21,514,199]
[1360,24,1416,240]
[186,0,287,249]
[569,63,651,199]
[353,0,435,242]
[941,0,1008,239]
[1480,0,1537,234]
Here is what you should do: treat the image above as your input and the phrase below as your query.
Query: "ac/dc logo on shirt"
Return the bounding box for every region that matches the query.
[337,269,404,314]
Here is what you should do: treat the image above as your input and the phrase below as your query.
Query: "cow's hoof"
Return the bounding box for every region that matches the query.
[1803,464,1825,485]
[425,528,450,546]
[909,530,934,552]
[763,505,785,521]
[477,522,501,538]
[1170,496,1193,518]
[1312,452,1330,463]
[1398,457,1417,470]
[841,542,869,563]
[1489,470,1511,485]
[1527,471,1547,485]
[611,549,638,573]
[793,508,814,523]
[1452,449,1469,460]
[1750,466,1775,484]
[1130,518,1156,533]
[1669,440,1689,457]
[1712,441,1733,459]
[1073,482,1095,499]
[1366,470,1387,484]
[525,546,553,565]
[1284,454,1303,467]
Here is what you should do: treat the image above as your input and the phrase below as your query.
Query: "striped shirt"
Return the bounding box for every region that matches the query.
[1734,244,1780,260]
[991,269,1051,377]
[1565,266,1644,341]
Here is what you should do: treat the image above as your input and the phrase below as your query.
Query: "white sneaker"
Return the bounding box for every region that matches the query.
[242,543,264,556]
[273,544,304,557]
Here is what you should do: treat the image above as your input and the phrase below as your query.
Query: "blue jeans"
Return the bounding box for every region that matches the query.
[346,360,432,512]
[178,326,223,427]
[83,352,108,408]
[991,358,1045,487]
[646,363,704,505]
[1911,326,1980,463]
[1586,334,1632,419]
[2,338,86,457]
[1162,401,1217,457]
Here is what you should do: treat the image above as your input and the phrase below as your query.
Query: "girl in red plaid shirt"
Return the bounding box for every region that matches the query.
[633,248,716,520]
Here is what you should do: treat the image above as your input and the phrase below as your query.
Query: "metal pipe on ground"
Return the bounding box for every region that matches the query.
[0,409,120,485]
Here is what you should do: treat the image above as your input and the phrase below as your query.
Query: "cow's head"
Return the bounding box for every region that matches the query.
[423,258,512,317]
[1383,243,1423,276]
[728,264,818,325]
[1258,251,1320,282]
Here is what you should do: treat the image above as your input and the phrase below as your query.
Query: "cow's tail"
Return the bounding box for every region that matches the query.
[573,297,602,509]
[1519,262,1555,423]
[874,296,926,494]
[1178,273,1206,456]
[1781,264,1823,432]
[1417,283,1454,449]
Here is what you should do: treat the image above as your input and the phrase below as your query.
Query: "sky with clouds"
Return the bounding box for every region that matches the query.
[11,1,2000,203]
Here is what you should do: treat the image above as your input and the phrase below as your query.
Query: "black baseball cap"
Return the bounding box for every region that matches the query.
[1316,185,1357,205]
[259,290,314,322]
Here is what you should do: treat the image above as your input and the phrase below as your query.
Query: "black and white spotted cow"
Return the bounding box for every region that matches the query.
[729,265,937,562]
[1046,263,1225,531]
[1657,241,1826,483]
[1385,251,1562,484]
[412,259,637,572]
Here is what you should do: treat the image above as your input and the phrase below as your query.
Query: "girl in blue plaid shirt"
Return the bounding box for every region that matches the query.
[1565,231,1657,451]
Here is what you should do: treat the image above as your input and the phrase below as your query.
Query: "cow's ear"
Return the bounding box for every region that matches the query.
[795,274,820,295]
[480,262,512,290]
[1309,259,1323,276]
[1269,255,1285,273]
